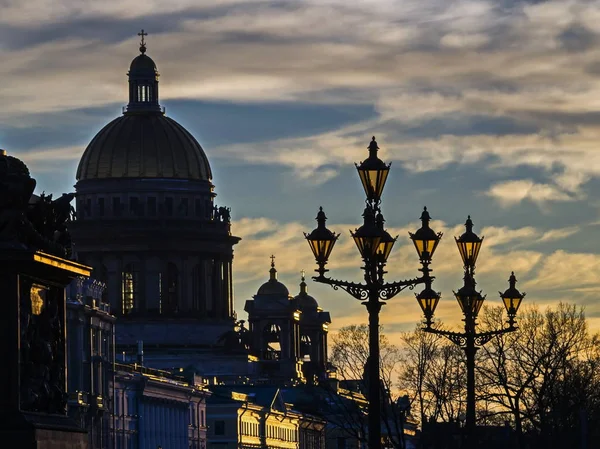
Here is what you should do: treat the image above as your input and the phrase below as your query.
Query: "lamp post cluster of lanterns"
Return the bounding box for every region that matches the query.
[304,137,526,449]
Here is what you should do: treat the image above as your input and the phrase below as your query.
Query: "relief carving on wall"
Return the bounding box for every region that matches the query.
[20,279,67,414]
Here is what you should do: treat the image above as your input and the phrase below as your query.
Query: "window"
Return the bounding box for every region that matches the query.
[165,197,173,216]
[121,264,137,314]
[264,324,282,360]
[113,197,122,217]
[301,334,312,361]
[200,409,205,427]
[148,197,157,216]
[195,198,202,218]
[178,198,189,216]
[130,197,140,216]
[214,420,225,435]
[97,198,105,217]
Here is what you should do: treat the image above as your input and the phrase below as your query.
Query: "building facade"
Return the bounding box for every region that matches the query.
[206,385,326,449]
[112,363,209,449]
[69,35,242,375]
[67,276,116,449]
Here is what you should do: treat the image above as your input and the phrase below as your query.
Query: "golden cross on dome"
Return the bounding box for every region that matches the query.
[138,29,148,53]
[301,269,306,281]
[270,254,276,267]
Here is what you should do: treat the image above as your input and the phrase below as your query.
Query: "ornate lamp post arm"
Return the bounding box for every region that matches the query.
[313,274,427,302]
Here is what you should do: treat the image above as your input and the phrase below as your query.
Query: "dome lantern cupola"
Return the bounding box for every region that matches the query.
[126,29,162,114]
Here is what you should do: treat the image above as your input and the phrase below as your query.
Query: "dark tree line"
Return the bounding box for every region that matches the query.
[398,303,600,449]
[328,304,600,449]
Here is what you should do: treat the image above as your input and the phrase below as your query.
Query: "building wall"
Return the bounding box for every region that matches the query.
[207,388,326,449]
[67,276,116,449]
[112,366,209,449]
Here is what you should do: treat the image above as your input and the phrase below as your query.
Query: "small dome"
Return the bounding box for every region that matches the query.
[257,257,290,297]
[257,280,290,296]
[129,54,157,73]
[294,274,318,310]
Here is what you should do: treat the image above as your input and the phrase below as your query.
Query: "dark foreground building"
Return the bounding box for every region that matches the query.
[0,150,92,448]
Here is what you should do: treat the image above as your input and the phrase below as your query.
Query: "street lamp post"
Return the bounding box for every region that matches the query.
[304,137,427,449]
[410,215,525,449]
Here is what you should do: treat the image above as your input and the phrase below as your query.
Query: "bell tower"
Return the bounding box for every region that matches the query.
[244,258,304,383]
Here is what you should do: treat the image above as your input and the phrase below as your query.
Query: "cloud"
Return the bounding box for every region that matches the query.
[231,216,597,331]
[3,0,600,330]
[486,180,575,205]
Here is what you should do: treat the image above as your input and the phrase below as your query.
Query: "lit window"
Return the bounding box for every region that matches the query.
[121,264,137,314]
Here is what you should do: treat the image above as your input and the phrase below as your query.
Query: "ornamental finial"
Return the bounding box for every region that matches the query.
[138,29,148,54]
[269,255,277,280]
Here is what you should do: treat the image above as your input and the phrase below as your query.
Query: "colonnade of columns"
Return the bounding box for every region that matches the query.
[89,254,234,319]
[138,399,189,449]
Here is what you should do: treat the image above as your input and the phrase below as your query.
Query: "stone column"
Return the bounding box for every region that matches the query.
[145,257,161,314]
[139,401,145,449]
[213,260,222,319]
[106,257,122,314]
[170,405,176,449]
[228,260,234,319]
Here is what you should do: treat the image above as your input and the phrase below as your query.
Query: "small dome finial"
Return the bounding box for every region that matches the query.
[269,255,277,280]
[300,270,307,294]
[138,29,148,54]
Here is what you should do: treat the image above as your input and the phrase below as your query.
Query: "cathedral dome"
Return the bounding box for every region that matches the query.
[257,258,290,297]
[76,114,212,181]
[76,31,211,182]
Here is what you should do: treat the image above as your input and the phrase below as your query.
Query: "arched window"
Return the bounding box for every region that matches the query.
[121,263,137,315]
[300,334,312,361]
[162,262,179,314]
[263,323,282,360]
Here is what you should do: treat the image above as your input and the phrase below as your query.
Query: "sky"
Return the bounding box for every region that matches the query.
[3,0,600,340]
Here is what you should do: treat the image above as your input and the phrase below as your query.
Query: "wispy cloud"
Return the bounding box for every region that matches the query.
[232,216,594,331]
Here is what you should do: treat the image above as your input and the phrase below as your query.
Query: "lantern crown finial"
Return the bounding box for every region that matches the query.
[420,206,431,227]
[509,271,517,287]
[465,215,473,233]
[316,206,327,226]
[368,136,379,157]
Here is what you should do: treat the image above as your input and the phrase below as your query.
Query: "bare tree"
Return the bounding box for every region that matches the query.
[328,324,410,449]
[477,303,600,449]
[399,323,467,424]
